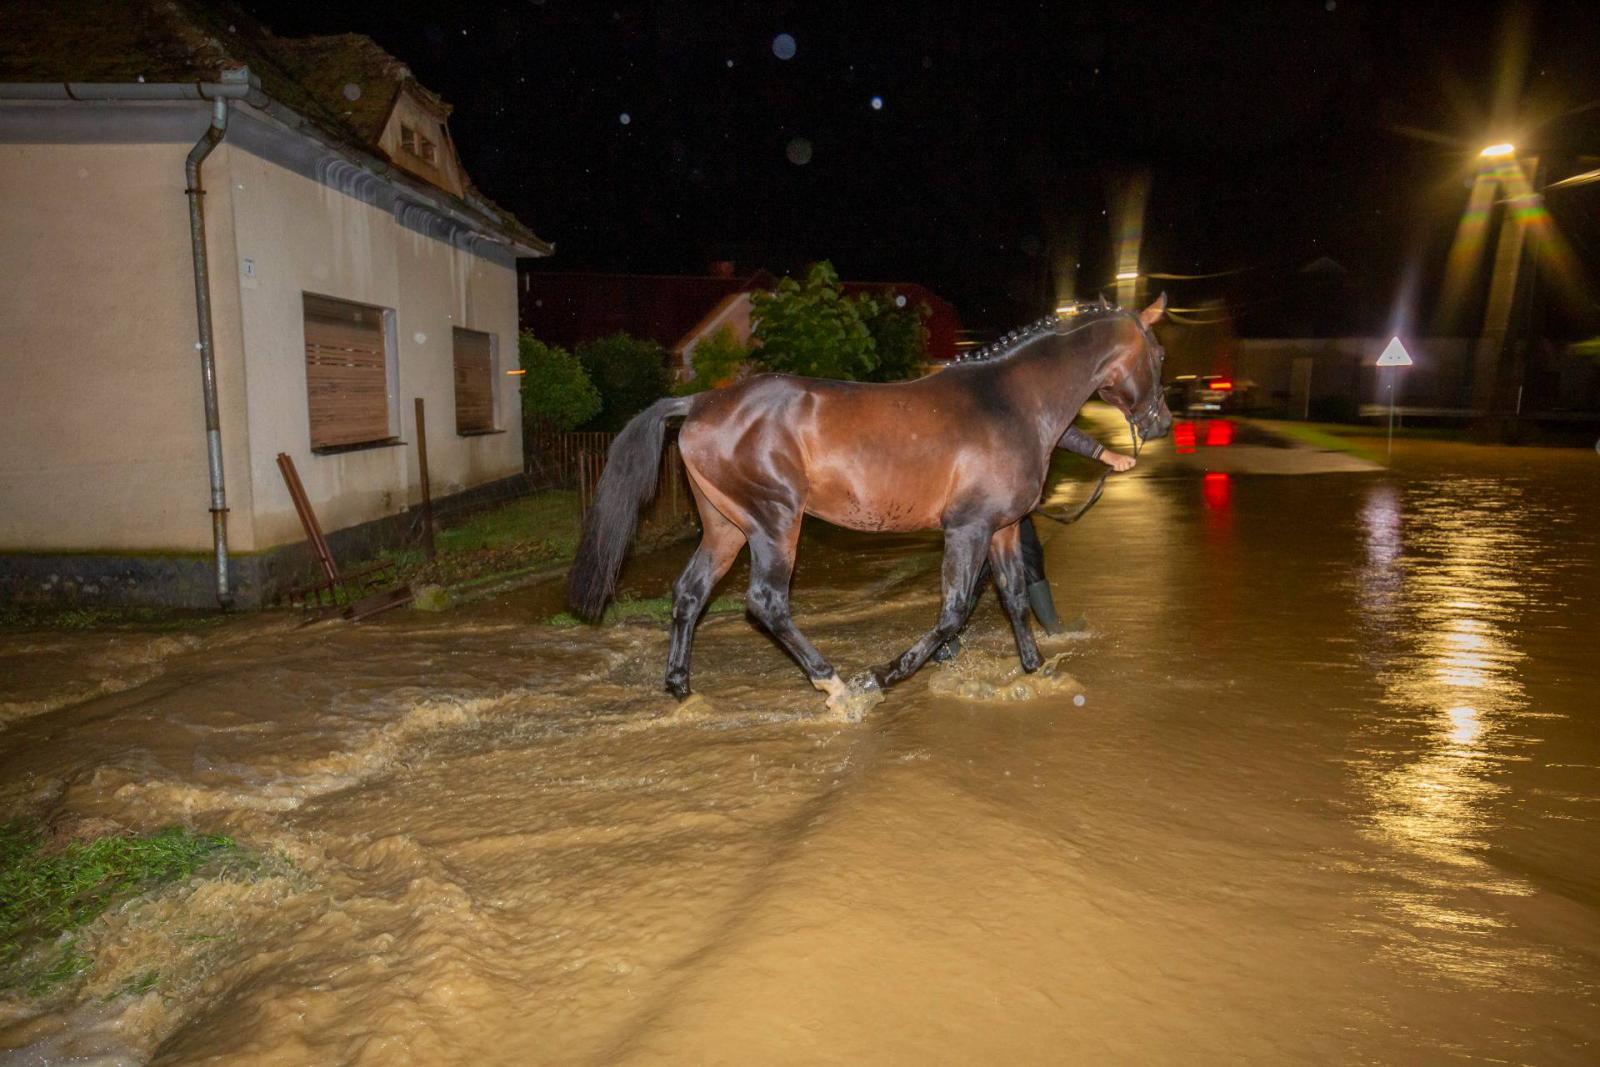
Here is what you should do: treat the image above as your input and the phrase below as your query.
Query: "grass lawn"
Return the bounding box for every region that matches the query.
[385,489,698,604]
[0,823,269,996]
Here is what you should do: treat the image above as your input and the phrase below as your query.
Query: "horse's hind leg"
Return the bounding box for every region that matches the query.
[866,521,992,688]
[742,510,848,706]
[664,486,746,699]
[988,522,1042,673]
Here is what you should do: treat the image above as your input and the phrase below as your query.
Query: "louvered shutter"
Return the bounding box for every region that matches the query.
[303,294,391,449]
[453,328,495,433]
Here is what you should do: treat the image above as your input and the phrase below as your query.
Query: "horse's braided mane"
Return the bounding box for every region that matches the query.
[949,300,1126,365]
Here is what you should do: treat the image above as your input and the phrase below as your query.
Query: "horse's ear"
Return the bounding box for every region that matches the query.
[1140,292,1168,327]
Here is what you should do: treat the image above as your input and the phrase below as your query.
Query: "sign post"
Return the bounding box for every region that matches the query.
[1376,337,1413,461]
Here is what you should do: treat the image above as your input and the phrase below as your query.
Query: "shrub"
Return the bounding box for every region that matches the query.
[750,261,878,381]
[518,333,600,433]
[575,333,670,431]
[675,326,752,395]
[862,293,931,382]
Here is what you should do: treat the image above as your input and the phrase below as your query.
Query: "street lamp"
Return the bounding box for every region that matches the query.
[1479,142,1516,159]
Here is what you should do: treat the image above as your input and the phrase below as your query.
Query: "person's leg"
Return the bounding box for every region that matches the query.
[1019,515,1065,635]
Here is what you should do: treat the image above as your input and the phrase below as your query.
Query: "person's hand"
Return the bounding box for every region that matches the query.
[1101,450,1136,472]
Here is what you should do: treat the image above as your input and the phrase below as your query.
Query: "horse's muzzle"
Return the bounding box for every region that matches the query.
[1136,405,1172,442]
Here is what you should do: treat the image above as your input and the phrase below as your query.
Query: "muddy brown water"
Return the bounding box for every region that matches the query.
[2,431,1597,1064]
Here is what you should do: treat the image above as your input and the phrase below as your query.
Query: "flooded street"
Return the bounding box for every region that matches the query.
[3,421,1598,1065]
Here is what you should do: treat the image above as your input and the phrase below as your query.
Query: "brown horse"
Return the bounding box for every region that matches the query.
[567,295,1172,716]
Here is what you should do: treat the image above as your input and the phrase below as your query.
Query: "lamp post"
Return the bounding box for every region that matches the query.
[1474,142,1539,414]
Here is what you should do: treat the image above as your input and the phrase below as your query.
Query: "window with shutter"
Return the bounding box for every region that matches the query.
[303,294,394,450]
[453,328,496,434]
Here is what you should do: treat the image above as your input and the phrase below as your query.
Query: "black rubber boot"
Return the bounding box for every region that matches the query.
[1027,579,1065,636]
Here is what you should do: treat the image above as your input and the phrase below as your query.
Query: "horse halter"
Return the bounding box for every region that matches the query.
[1106,317,1168,445]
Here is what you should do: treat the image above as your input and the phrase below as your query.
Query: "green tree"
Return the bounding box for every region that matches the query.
[750,261,878,380]
[674,326,752,395]
[518,332,600,433]
[862,293,931,381]
[575,332,670,431]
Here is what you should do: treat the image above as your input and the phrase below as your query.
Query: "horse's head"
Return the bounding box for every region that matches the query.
[1097,294,1172,443]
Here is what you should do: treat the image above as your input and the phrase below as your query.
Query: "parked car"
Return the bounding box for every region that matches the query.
[1167,375,1242,415]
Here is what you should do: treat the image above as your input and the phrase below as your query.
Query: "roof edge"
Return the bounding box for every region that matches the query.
[0,78,552,258]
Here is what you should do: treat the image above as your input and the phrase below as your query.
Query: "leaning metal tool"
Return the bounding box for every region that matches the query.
[275,452,411,621]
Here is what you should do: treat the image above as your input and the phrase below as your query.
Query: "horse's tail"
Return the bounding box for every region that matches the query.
[566,396,693,619]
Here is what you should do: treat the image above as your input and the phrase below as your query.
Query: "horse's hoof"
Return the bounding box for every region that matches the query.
[665,676,691,700]
[820,672,884,722]
[933,636,962,663]
[840,671,887,722]
[848,670,884,694]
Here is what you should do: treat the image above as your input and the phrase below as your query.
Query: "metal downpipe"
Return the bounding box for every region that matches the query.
[187,96,232,607]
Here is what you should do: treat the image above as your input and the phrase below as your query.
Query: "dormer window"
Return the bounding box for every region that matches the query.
[400,123,437,164]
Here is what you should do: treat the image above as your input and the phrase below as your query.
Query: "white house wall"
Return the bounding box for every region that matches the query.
[224,145,522,552]
[0,139,254,554]
[0,114,523,564]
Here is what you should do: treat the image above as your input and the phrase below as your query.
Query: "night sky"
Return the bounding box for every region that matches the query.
[244,1,1600,336]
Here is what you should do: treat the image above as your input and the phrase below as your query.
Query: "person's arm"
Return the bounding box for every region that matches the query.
[1055,426,1136,471]
[1055,425,1104,460]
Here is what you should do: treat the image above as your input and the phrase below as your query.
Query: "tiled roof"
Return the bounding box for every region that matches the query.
[0,0,546,253]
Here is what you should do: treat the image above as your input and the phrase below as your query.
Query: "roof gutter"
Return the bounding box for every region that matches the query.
[0,80,268,104]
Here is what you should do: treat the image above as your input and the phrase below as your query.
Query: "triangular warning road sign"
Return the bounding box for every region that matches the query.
[1376,337,1413,367]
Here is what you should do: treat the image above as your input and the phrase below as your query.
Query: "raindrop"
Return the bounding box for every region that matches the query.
[413,332,427,344]
[725,58,734,68]
[772,33,797,60]
[870,95,883,110]
[785,137,813,165]
[342,83,361,102]
[1073,693,1086,707]
[894,294,907,307]
[619,112,631,125]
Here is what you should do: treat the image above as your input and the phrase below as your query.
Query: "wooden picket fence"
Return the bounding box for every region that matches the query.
[528,426,690,522]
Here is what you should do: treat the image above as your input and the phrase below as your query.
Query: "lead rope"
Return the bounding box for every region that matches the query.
[1035,417,1142,526]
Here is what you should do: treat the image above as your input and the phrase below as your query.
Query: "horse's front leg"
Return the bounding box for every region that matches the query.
[858,522,992,690]
[987,522,1042,673]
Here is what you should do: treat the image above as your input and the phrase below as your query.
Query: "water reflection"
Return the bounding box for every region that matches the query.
[1201,471,1231,511]
[1354,477,1542,982]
